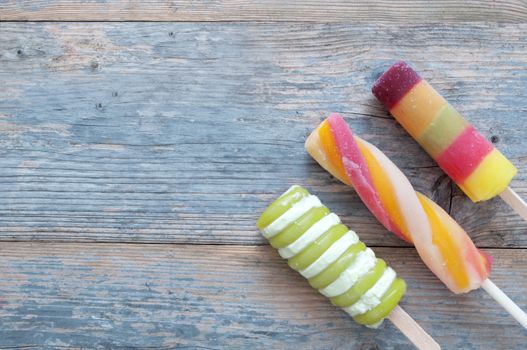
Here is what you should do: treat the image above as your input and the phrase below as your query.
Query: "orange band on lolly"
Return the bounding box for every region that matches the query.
[318,120,348,182]
[390,80,447,139]
[355,138,411,242]
[417,193,469,290]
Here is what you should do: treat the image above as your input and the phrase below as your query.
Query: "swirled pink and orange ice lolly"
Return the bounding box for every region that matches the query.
[371,61,517,203]
[306,114,492,294]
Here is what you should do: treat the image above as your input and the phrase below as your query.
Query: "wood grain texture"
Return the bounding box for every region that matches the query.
[1,0,527,22]
[1,22,527,246]
[1,242,526,349]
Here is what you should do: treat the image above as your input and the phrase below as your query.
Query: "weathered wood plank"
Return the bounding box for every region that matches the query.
[1,0,527,22]
[1,23,526,246]
[0,243,525,349]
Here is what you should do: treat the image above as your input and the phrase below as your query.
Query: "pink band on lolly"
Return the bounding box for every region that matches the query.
[436,126,494,183]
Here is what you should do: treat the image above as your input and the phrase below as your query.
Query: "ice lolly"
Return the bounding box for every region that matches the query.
[371,61,517,203]
[305,114,527,328]
[257,185,440,349]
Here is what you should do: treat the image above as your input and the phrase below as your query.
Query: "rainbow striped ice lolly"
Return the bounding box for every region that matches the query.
[372,61,517,203]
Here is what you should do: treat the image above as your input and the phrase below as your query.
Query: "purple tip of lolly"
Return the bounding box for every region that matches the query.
[371,60,422,110]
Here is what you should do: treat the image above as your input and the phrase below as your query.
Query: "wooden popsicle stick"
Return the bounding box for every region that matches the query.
[481,279,527,330]
[387,305,441,350]
[499,186,527,223]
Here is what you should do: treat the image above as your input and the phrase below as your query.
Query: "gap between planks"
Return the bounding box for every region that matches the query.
[0,241,526,251]
[1,0,527,22]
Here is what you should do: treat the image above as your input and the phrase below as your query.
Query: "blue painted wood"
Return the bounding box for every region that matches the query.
[1,21,527,350]
[1,23,526,247]
[0,243,526,349]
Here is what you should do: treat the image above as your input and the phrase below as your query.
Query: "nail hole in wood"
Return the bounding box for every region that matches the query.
[491,135,499,144]
[360,343,379,350]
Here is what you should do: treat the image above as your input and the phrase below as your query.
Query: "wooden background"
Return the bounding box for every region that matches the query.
[1,1,527,349]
